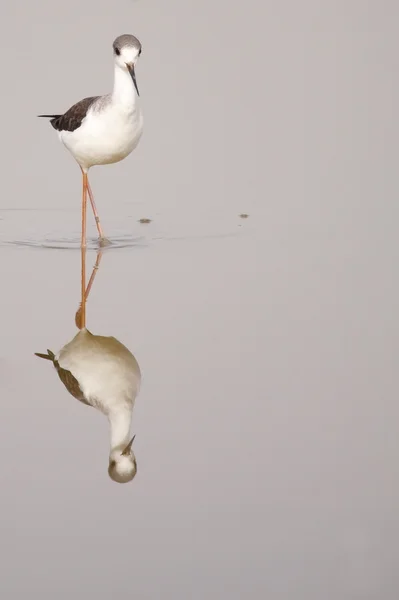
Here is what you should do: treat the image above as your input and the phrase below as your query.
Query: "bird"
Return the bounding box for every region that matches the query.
[38,34,144,248]
[35,247,142,483]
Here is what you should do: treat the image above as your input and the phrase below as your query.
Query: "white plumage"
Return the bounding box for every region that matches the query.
[39,34,144,246]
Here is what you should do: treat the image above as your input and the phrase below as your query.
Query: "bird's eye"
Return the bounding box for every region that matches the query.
[139,48,142,56]
[114,47,120,56]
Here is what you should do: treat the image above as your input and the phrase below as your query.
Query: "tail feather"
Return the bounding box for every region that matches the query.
[34,349,56,361]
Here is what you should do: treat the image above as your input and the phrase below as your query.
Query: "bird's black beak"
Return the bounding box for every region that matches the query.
[121,435,136,456]
[127,63,139,96]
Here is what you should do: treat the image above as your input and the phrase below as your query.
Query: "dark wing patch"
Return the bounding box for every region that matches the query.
[34,349,92,407]
[40,96,99,133]
[54,363,91,406]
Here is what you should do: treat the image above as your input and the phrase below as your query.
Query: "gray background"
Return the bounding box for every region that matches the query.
[0,0,398,598]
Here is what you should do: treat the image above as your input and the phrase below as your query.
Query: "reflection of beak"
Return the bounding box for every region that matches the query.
[126,63,139,96]
[121,435,136,456]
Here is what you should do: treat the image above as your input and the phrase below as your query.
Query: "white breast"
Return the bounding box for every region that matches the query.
[60,102,144,170]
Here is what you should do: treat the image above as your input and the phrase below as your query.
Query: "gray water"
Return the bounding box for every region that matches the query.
[1,2,399,598]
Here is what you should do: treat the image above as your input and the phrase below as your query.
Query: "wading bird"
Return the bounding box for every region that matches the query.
[39,34,144,247]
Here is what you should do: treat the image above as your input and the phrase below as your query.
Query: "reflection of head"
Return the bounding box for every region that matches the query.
[108,436,137,484]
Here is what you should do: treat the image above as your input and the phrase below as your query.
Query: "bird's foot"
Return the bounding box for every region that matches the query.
[98,236,112,248]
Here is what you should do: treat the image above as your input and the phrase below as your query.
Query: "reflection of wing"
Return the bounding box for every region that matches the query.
[34,350,92,407]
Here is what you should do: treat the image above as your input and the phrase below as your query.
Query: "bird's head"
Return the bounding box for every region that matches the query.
[112,34,142,96]
[108,435,137,484]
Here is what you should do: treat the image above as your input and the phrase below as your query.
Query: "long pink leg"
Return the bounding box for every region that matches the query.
[80,167,106,242]
[78,172,88,328]
[81,171,88,249]
[87,178,106,240]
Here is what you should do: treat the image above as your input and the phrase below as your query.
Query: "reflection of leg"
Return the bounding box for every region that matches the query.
[80,167,105,241]
[75,249,103,329]
[84,250,103,303]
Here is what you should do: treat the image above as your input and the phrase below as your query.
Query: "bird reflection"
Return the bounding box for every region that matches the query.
[35,247,141,484]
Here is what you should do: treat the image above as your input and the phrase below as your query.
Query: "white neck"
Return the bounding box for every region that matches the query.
[112,63,139,108]
[108,408,132,450]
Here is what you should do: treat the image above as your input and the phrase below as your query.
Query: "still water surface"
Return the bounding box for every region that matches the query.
[0,1,398,598]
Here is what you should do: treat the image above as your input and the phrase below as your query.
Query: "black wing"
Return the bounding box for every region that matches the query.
[34,349,92,407]
[38,96,100,133]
